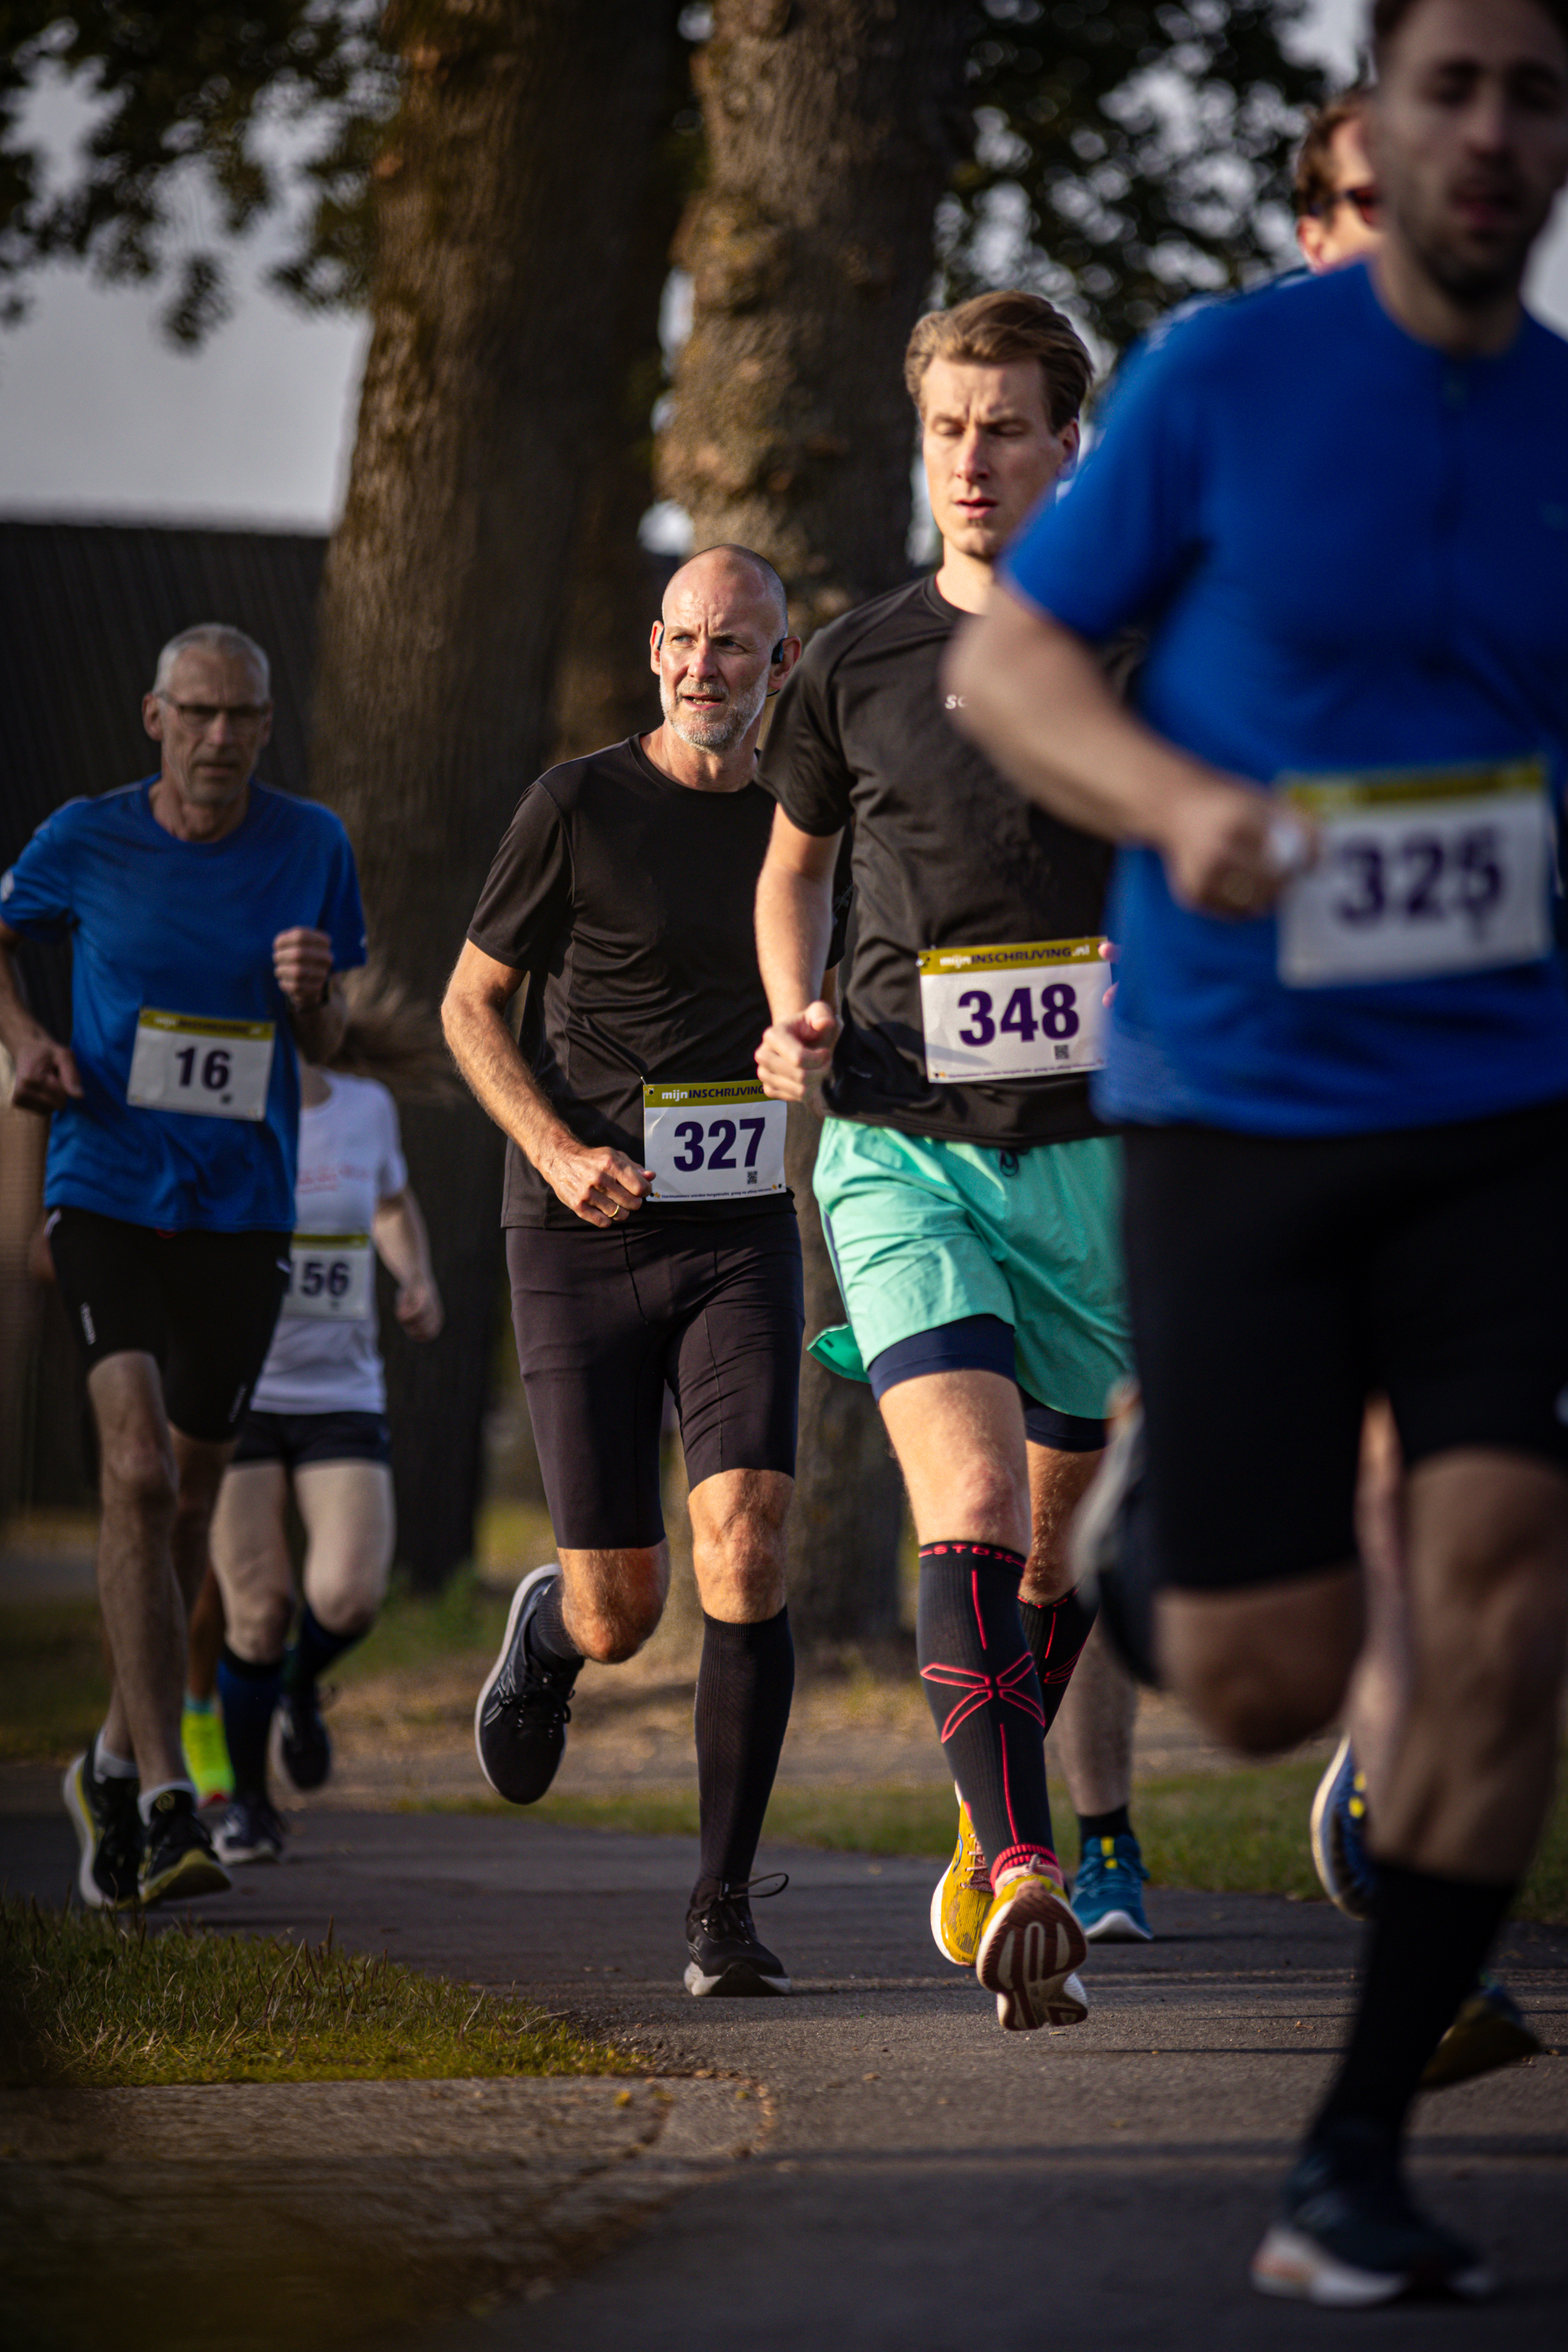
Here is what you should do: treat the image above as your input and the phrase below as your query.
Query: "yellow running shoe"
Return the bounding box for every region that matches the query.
[976,1869,1089,2032]
[930,1794,993,1966]
[181,1700,234,1808]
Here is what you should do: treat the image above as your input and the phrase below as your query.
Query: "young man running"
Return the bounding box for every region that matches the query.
[0,623,365,1907]
[951,0,1568,2298]
[1294,87,1383,273]
[445,546,818,1998]
[755,292,1140,2034]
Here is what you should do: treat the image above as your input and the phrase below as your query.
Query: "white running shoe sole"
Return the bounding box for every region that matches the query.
[1250,2223,1494,2307]
[684,1958,791,1997]
[212,1826,285,1866]
[63,1753,117,1910]
[1078,1905,1153,1944]
[976,1880,1089,2031]
[472,1563,561,1795]
[1308,1730,1372,1921]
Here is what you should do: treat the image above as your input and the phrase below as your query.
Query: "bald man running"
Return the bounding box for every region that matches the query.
[445,546,820,1998]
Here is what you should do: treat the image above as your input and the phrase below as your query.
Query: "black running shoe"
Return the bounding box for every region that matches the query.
[684,1874,790,1997]
[1068,1393,1160,1686]
[212,1793,288,1866]
[1251,2121,1493,2306]
[63,1748,143,1910]
[138,1787,232,1906]
[278,1675,332,1791]
[474,1564,579,1803]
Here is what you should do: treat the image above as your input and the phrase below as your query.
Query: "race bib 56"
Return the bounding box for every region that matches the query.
[919,938,1105,1083]
[642,1080,787,1203]
[126,1010,274,1121]
[1276,757,1552,989]
[282,1234,374,1321]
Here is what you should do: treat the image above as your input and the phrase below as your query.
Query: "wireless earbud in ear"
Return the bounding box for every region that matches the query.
[771,640,786,666]
[654,623,665,652]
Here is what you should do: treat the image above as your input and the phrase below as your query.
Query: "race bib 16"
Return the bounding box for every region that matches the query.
[282,1234,374,1321]
[642,1080,787,1203]
[1276,757,1552,989]
[126,1010,274,1121]
[918,937,1105,1083]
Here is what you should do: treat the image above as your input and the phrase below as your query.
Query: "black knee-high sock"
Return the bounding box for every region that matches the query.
[918,1542,1056,1887]
[217,1644,283,1800]
[693,1607,794,1896]
[1018,1582,1098,1733]
[1312,1864,1515,2151]
[283,1602,365,1695]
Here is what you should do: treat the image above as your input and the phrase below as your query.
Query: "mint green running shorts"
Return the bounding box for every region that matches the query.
[811,1116,1130,1424]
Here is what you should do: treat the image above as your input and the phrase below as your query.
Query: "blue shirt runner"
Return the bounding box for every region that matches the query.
[2,779,366,1230]
[1003,260,1568,1138]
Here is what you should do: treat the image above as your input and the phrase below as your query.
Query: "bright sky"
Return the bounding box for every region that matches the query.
[0,0,1565,528]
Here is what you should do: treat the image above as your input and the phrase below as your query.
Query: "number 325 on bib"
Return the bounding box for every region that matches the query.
[919,938,1105,1083]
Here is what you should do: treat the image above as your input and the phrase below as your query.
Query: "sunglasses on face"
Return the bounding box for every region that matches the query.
[1316,183,1381,227]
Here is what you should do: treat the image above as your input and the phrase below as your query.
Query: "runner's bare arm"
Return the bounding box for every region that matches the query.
[0,920,84,1111]
[754,807,843,1102]
[372,1185,444,1340]
[272,927,348,1062]
[441,939,652,1227]
[944,590,1314,919]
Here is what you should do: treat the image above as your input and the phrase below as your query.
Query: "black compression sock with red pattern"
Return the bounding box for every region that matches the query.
[916,1541,1057,1888]
[1018,1582,1098,1733]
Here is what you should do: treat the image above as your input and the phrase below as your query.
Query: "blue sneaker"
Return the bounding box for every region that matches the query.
[1309,1733,1380,1920]
[1071,1831,1152,1942]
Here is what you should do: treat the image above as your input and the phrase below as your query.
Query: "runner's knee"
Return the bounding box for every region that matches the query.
[566,1559,665,1663]
[100,1437,177,1524]
[1160,1589,1357,1756]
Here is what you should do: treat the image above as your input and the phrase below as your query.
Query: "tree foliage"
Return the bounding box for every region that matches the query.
[0,2,391,339]
[953,0,1330,354]
[2,2,1332,359]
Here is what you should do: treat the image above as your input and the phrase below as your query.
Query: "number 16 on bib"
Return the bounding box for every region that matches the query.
[919,938,1105,1083]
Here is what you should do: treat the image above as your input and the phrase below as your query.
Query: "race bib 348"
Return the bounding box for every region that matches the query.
[918,938,1105,1083]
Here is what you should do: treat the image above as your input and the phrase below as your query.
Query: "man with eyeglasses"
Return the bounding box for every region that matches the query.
[1295,89,1384,271]
[0,622,366,1909]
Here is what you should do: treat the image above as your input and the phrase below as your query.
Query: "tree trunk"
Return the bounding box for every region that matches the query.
[659,1,970,1645]
[310,0,681,1586]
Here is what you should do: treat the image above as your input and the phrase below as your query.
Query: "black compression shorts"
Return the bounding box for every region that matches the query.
[48,1207,291,1443]
[507,1207,804,1550]
[1122,1098,1568,1593]
[231,1410,391,1469]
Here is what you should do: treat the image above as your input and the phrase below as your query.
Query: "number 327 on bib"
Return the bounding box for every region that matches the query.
[919,938,1105,1083]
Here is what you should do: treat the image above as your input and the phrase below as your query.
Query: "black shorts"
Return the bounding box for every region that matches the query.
[231,1410,391,1470]
[507,1207,804,1550]
[1122,1099,1568,1594]
[48,1207,291,1444]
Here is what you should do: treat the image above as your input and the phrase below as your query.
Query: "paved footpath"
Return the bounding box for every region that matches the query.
[4,1804,1565,2350]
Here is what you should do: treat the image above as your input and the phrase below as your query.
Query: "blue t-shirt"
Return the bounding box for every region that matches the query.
[1003,262,1568,1136]
[1,779,367,1230]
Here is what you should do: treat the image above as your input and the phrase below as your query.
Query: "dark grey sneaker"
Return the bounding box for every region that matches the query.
[63,1748,142,1910]
[684,1875,790,1997]
[278,1676,332,1791]
[138,1788,232,1907]
[1251,2122,1493,2306]
[474,1564,578,1803]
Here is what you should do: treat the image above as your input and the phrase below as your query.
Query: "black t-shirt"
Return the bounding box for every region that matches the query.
[468,736,798,1229]
[761,574,1114,1148]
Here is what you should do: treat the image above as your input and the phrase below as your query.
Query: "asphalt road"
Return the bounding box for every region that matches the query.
[4,1802,1566,2350]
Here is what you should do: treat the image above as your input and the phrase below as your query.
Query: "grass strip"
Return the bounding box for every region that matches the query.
[0,1896,635,2089]
[419,1755,1568,1926]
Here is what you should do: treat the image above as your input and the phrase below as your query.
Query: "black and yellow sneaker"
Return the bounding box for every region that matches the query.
[138,1787,232,1906]
[1421,1976,1542,2091]
[684,1875,790,1996]
[63,1748,143,1910]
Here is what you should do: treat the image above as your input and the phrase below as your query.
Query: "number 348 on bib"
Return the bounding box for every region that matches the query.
[919,938,1105,1083]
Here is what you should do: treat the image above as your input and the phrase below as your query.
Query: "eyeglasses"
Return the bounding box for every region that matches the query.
[160,698,270,729]
[1316,183,1381,227]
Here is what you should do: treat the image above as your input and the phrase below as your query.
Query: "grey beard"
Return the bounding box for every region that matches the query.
[662,677,768,753]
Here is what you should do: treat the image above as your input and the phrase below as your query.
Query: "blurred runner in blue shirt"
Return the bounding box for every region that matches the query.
[949,0,1568,2308]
